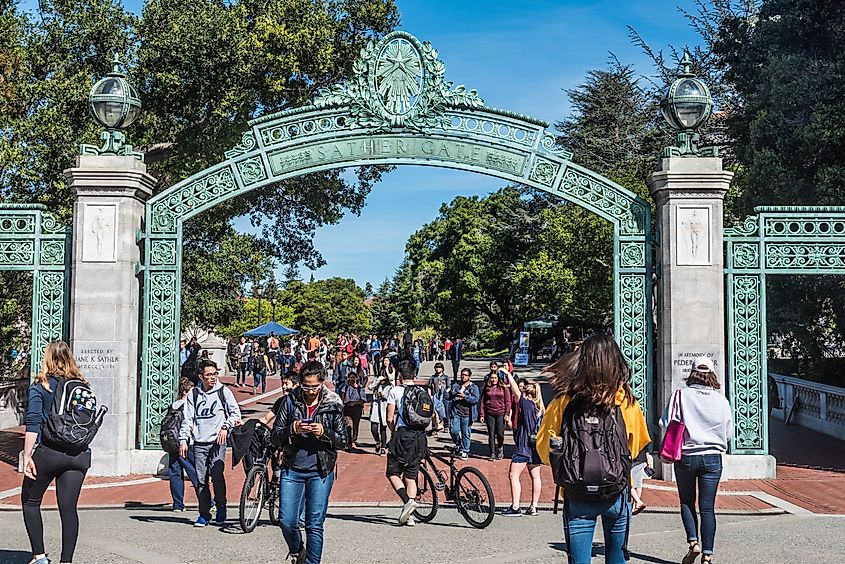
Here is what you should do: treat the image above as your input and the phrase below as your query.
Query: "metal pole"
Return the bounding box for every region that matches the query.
[258,296,262,327]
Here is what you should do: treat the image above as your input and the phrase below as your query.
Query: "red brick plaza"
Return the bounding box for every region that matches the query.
[2,370,844,516]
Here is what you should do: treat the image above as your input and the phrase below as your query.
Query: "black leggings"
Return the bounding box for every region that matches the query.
[22,444,91,563]
[370,422,388,447]
[484,414,505,455]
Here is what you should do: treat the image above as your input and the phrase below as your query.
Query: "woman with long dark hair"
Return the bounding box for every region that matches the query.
[479,370,510,460]
[537,334,650,564]
[368,370,393,455]
[662,356,732,564]
[21,341,94,564]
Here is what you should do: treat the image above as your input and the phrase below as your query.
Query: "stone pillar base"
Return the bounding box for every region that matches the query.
[722,454,777,479]
[658,454,777,481]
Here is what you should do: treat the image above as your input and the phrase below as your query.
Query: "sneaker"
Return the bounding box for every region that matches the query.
[406,516,415,527]
[172,506,185,512]
[296,543,307,564]
[460,452,468,461]
[215,506,227,525]
[194,515,209,527]
[524,505,538,516]
[398,499,418,525]
[502,506,522,517]
[287,553,300,563]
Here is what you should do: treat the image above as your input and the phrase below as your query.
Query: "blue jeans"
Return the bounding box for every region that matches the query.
[168,450,199,510]
[280,468,335,564]
[254,369,267,393]
[450,414,472,454]
[563,490,630,564]
[674,454,723,555]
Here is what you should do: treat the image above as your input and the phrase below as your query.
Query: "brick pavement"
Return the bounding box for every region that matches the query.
[2,373,844,515]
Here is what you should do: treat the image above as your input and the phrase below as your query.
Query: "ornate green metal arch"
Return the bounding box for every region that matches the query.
[725,206,845,453]
[0,204,71,375]
[138,31,654,448]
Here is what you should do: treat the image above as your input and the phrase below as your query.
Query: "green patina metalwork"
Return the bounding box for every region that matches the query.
[138,31,654,449]
[725,206,845,453]
[660,52,718,159]
[0,204,71,376]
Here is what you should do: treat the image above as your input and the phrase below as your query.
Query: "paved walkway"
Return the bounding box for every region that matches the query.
[2,361,845,516]
[1,506,842,563]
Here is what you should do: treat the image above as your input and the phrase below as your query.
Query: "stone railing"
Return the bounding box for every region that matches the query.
[0,378,28,429]
[770,372,845,440]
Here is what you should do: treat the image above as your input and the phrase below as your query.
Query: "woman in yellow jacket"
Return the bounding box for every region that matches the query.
[537,334,650,564]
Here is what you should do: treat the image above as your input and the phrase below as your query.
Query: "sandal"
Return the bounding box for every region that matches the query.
[682,541,701,564]
[632,502,647,515]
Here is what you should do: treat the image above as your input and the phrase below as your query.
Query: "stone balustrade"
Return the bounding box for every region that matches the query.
[771,372,845,440]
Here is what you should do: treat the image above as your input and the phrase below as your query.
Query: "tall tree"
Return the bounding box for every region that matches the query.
[1,0,399,334]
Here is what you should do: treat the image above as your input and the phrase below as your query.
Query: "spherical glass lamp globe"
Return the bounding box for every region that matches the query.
[659,54,713,132]
[88,57,142,131]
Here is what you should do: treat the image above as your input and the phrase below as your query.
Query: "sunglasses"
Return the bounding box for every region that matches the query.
[301,384,321,391]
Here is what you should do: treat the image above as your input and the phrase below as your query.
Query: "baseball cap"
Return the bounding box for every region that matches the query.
[692,356,715,373]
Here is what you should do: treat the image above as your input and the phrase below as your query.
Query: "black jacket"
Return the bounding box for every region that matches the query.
[270,385,346,477]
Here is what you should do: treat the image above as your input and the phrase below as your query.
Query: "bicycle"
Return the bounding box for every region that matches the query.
[413,449,496,528]
[239,424,280,533]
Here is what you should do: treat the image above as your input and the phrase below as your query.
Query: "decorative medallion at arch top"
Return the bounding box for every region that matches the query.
[313,31,484,131]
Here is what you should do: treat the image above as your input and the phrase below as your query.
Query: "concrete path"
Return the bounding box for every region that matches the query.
[0,506,841,563]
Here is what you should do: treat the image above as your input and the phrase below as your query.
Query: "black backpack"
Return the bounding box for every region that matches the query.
[159,404,184,456]
[41,377,108,455]
[401,384,434,431]
[549,401,631,502]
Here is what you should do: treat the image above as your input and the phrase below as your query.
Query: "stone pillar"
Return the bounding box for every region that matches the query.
[649,157,730,478]
[65,155,159,476]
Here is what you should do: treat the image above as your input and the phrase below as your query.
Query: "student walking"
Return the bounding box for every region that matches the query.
[537,334,650,564]
[237,336,251,387]
[479,370,510,460]
[450,336,463,380]
[385,361,430,526]
[167,378,199,511]
[271,361,346,564]
[253,346,271,395]
[448,368,480,460]
[502,377,545,516]
[427,362,450,433]
[368,371,393,455]
[661,356,733,564]
[21,341,103,564]
[337,356,367,450]
[179,360,242,527]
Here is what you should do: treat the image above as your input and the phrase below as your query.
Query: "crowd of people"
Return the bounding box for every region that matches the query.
[21,334,734,564]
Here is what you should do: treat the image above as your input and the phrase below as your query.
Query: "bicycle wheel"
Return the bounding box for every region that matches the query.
[455,466,495,529]
[413,465,438,523]
[239,465,267,533]
[267,479,279,526]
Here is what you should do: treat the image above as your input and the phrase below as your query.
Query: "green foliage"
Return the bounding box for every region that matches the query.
[215,297,295,338]
[279,277,372,336]
[0,272,32,379]
[1,0,398,331]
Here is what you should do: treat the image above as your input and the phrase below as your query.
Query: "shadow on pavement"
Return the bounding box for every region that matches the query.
[549,542,675,564]
[328,511,474,529]
[0,549,35,563]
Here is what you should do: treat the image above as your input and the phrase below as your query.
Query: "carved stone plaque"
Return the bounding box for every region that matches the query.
[676,205,711,266]
[81,204,117,262]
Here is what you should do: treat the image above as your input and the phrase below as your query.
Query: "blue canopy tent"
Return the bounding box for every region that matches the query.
[243,321,300,337]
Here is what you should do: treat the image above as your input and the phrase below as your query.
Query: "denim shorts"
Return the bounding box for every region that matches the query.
[511,449,541,465]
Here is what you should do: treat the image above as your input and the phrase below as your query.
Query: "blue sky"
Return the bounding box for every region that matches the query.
[293,0,701,288]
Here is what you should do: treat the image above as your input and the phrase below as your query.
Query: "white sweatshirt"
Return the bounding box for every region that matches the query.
[662,384,734,456]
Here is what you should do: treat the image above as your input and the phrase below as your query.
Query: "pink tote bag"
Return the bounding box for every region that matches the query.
[659,389,685,463]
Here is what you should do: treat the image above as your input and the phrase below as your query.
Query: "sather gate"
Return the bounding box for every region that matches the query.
[136,32,654,448]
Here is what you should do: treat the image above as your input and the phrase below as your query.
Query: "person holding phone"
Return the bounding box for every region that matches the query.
[448,368,480,460]
[271,361,345,564]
